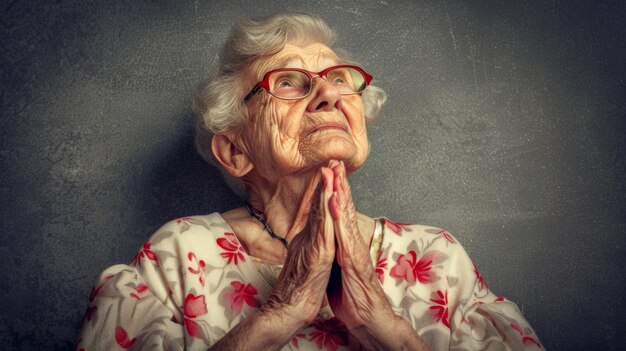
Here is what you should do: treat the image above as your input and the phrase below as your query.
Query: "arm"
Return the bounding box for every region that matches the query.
[206,306,302,350]
[446,243,543,349]
[76,266,185,350]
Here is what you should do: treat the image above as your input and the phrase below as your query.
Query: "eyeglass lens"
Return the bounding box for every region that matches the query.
[268,67,367,99]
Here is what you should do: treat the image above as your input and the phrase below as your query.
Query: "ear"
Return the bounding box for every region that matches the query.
[211,134,254,178]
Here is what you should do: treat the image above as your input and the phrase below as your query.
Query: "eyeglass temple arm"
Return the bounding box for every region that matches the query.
[243,85,262,103]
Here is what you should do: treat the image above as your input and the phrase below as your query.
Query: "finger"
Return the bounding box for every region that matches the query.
[328,159,340,170]
[330,178,350,267]
[333,211,377,286]
[330,165,372,271]
[320,167,336,251]
[329,190,340,220]
[330,162,354,220]
[333,166,342,194]
[338,161,352,199]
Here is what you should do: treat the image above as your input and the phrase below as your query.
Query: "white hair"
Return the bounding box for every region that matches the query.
[193,13,387,198]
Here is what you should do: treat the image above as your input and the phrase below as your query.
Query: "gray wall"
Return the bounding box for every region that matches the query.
[1,1,624,350]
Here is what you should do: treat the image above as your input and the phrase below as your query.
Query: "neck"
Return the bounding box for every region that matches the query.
[246,168,322,243]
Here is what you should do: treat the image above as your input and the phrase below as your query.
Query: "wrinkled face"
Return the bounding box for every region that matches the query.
[240,43,369,180]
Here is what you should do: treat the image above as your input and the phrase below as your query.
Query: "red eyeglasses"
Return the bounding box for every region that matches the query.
[243,65,373,103]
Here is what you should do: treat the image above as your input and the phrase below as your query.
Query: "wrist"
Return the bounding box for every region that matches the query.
[208,305,308,351]
[348,315,425,351]
[257,303,309,347]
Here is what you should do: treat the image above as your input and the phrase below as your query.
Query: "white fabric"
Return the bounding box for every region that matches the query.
[77,213,542,350]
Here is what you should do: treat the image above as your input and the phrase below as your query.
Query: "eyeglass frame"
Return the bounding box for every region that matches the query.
[243,64,373,103]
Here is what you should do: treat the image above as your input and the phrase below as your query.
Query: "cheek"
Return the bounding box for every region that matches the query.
[342,98,366,132]
[243,101,276,165]
[342,99,367,143]
[281,102,308,139]
[343,98,369,169]
[251,100,306,170]
[259,99,303,138]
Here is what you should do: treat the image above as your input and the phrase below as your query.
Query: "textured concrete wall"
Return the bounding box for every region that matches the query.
[1,1,624,350]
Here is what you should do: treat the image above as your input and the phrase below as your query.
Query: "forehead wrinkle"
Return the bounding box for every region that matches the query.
[282,53,337,71]
[250,45,338,80]
[277,45,337,70]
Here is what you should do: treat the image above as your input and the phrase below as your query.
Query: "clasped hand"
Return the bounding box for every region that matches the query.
[265,160,414,350]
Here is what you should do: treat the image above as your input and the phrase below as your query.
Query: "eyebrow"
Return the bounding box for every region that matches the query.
[266,52,338,72]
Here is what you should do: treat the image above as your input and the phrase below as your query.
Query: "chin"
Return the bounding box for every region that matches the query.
[295,134,368,172]
[343,156,366,175]
[320,148,366,173]
[329,138,368,170]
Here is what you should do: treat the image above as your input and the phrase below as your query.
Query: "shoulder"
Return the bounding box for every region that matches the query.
[147,213,232,246]
[150,213,229,242]
[126,212,248,319]
[380,218,461,251]
[377,217,478,295]
[131,213,241,268]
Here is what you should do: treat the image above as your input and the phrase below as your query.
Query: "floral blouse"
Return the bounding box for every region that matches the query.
[77,213,542,350]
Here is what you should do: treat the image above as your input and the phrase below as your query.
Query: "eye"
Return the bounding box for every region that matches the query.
[332,77,346,85]
[326,69,350,86]
[277,79,295,88]
[268,70,310,98]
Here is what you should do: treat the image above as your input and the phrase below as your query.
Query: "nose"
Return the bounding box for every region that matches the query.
[306,78,342,112]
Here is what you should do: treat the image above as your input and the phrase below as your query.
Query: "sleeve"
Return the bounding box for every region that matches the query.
[76,265,185,351]
[428,229,544,350]
[380,221,543,351]
[447,247,543,350]
[76,219,190,351]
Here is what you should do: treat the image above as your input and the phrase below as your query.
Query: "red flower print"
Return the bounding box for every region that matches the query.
[83,306,97,322]
[438,229,456,244]
[183,293,208,339]
[115,327,136,349]
[217,232,246,265]
[376,257,388,284]
[308,318,349,351]
[184,318,204,338]
[187,252,206,286]
[389,251,440,284]
[511,323,542,348]
[291,332,306,348]
[473,261,488,290]
[184,293,208,318]
[383,218,412,235]
[130,284,150,300]
[495,296,505,302]
[224,281,260,314]
[131,241,157,266]
[89,286,100,302]
[429,290,450,328]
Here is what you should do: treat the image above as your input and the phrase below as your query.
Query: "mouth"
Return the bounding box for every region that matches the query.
[303,122,349,138]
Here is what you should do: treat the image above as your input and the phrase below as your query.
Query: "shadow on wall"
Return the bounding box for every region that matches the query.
[141,113,242,225]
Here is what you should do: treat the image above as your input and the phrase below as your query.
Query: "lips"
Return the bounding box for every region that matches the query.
[303,122,349,138]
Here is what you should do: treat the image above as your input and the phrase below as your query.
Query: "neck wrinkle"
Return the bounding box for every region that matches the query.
[247,169,322,243]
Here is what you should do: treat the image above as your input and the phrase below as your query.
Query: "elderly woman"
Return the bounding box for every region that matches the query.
[78,13,541,351]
